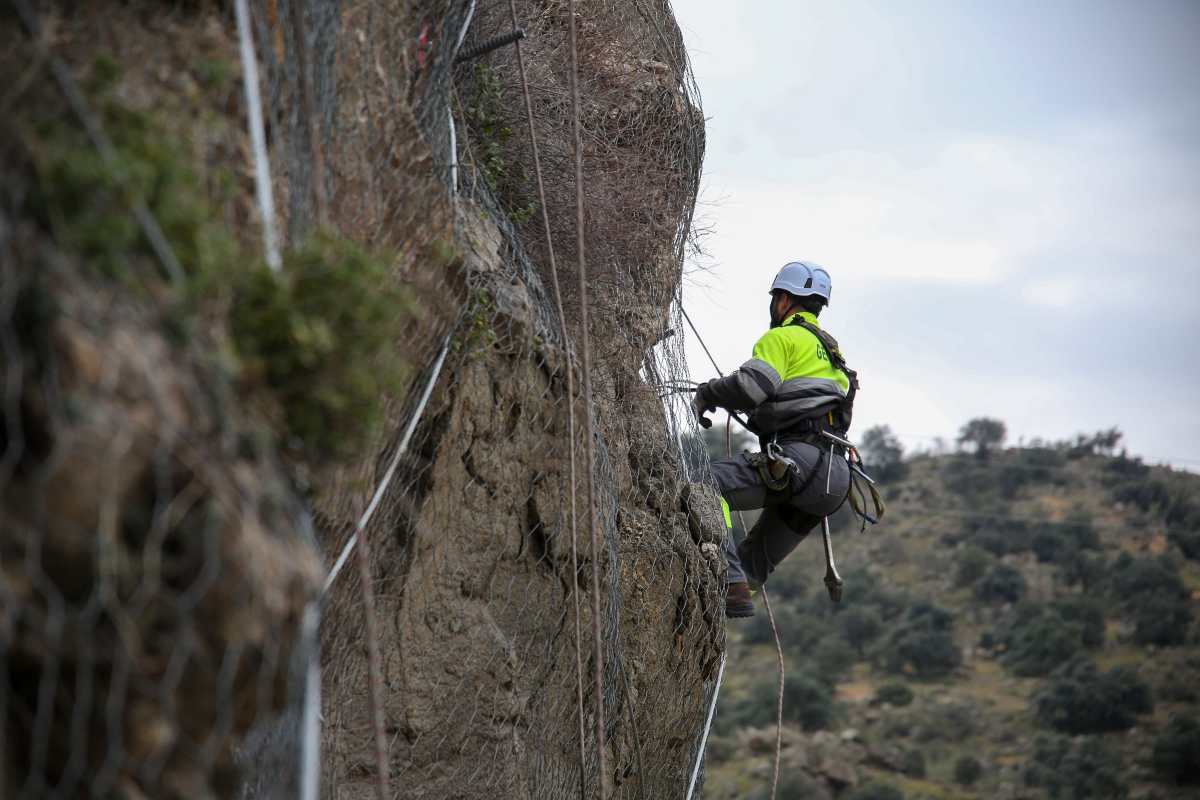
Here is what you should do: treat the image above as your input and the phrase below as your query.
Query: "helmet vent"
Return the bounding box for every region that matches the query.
[803,277,813,288]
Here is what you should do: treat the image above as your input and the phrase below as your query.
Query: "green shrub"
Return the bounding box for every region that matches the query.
[1002,613,1084,676]
[782,670,836,731]
[703,735,735,764]
[1130,591,1193,646]
[999,599,1104,676]
[900,747,926,778]
[749,770,828,800]
[878,602,962,679]
[1106,554,1193,646]
[953,755,983,786]
[954,545,991,587]
[715,669,834,735]
[1024,735,1128,799]
[814,636,857,677]
[914,699,978,743]
[22,70,422,467]
[27,76,235,284]
[1032,531,1062,563]
[1158,660,1200,702]
[1053,596,1106,648]
[974,563,1026,604]
[231,234,418,462]
[872,682,914,707]
[845,782,904,800]
[858,424,907,483]
[1057,547,1107,589]
[838,606,884,654]
[1152,715,1200,785]
[1033,656,1152,734]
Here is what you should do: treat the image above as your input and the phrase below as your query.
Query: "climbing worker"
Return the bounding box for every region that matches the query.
[693,261,857,618]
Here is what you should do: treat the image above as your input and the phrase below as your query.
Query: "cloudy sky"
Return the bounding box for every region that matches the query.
[674,0,1200,467]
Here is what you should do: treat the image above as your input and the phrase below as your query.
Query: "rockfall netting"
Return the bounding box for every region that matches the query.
[1,0,722,797]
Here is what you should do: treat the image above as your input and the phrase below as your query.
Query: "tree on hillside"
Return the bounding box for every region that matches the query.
[1153,715,1200,785]
[1033,656,1153,734]
[878,602,962,678]
[1025,735,1129,799]
[957,417,1007,460]
[859,424,906,482]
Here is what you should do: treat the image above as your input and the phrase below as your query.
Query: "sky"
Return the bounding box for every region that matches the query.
[673,0,1200,468]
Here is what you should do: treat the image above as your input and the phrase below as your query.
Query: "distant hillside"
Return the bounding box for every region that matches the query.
[702,426,1200,800]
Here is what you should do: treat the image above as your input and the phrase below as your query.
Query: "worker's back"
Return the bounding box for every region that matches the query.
[746,311,850,437]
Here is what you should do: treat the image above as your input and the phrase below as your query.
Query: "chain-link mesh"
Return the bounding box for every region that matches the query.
[1,4,325,796]
[2,0,721,797]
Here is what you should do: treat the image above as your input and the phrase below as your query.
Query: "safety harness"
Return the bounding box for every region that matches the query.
[787,316,859,434]
[752,316,884,531]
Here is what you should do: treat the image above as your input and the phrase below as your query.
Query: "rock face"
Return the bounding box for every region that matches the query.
[316,1,720,796]
[0,215,323,797]
[319,202,723,797]
[2,0,717,797]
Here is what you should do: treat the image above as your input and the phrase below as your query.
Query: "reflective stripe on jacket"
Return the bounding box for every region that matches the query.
[702,311,850,435]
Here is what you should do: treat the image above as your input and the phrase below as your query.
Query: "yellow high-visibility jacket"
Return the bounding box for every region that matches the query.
[701,311,851,436]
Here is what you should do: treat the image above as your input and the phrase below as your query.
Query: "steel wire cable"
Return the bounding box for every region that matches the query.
[506,1,590,790]
[689,300,786,800]
[564,1,611,794]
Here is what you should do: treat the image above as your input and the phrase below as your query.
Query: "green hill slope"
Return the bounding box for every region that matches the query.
[703,431,1200,800]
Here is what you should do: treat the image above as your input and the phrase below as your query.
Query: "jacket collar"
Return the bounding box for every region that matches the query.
[783,311,820,328]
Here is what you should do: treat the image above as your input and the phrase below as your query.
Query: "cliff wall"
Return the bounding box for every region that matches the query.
[1,1,722,797]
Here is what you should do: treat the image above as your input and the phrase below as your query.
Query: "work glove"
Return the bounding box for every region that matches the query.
[692,384,716,429]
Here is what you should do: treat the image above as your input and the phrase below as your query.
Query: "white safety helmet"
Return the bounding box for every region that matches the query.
[769,261,832,306]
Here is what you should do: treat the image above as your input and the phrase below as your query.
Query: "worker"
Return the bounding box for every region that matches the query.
[693,261,858,618]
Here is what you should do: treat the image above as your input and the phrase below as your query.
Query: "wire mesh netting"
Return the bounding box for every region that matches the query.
[2,0,723,797]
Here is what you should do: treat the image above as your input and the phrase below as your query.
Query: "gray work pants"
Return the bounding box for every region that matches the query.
[711,441,850,586]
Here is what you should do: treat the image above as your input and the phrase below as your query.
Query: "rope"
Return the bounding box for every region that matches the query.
[617,657,647,800]
[321,335,452,799]
[299,601,321,800]
[688,308,785,800]
[324,336,452,591]
[760,585,785,800]
[505,0,590,791]
[681,306,723,378]
[354,474,390,800]
[565,2,612,795]
[685,654,726,800]
[286,0,327,229]
[234,0,282,270]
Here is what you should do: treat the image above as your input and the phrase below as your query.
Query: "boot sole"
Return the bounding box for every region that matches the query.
[725,603,756,618]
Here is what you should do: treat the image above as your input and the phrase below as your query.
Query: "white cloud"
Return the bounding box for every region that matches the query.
[676,0,1200,462]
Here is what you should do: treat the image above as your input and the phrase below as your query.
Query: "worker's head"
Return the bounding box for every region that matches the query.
[768,261,831,327]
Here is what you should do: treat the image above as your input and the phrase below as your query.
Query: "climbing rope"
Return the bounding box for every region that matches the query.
[689,311,786,800]
[506,0,590,790]
[760,582,785,800]
[564,1,612,793]
[233,0,281,271]
[320,335,452,799]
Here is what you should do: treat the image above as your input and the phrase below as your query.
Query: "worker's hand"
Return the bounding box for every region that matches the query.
[692,385,715,429]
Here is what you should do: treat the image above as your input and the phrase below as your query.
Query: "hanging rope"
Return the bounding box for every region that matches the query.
[506,0,589,791]
[760,583,785,800]
[685,654,726,800]
[565,0,611,794]
[324,337,453,592]
[689,310,786,800]
[234,0,282,270]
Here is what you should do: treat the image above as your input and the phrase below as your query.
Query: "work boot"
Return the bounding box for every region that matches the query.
[725,582,755,618]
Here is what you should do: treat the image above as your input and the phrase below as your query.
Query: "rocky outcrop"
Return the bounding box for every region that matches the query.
[0,222,323,797]
[2,0,717,797]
